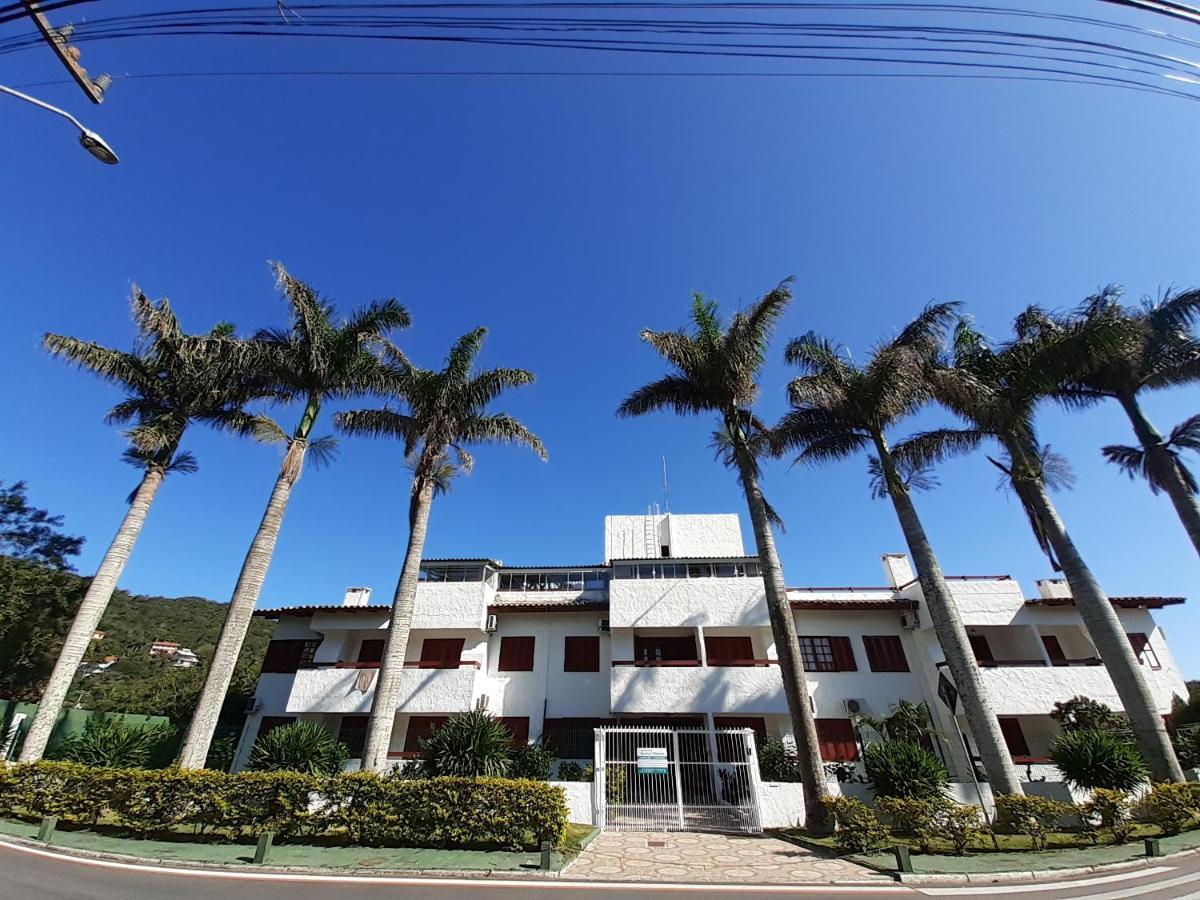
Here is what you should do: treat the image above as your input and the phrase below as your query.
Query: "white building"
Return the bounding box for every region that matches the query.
[235,512,1187,799]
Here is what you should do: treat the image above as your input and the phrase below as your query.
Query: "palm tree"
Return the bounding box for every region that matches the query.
[176,266,410,769]
[775,304,1023,795]
[1022,287,1200,559]
[905,315,1184,782]
[334,328,545,772]
[616,282,832,831]
[20,293,260,762]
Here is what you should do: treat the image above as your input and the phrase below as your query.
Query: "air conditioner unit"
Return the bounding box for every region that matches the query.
[844,698,868,717]
[484,614,498,632]
[899,611,919,630]
[598,619,611,633]
[244,697,262,715]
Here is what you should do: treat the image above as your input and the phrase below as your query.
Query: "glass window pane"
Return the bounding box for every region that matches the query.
[688,563,713,578]
[584,571,608,589]
[637,565,655,579]
[545,571,566,590]
[715,563,737,578]
[746,562,760,577]
[567,572,584,590]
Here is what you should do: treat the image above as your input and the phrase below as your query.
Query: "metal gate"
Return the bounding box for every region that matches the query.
[594,726,762,833]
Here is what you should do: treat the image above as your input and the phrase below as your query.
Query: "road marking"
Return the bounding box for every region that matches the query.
[0,839,912,893]
[919,866,1174,894]
[1081,871,1200,900]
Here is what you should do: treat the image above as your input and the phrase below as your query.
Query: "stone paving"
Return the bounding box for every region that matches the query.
[564,831,889,883]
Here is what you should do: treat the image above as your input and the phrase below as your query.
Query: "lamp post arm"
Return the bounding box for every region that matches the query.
[0,82,86,131]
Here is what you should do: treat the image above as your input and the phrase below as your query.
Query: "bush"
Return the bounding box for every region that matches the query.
[864,741,949,800]
[1051,697,1127,732]
[0,761,568,851]
[48,718,177,770]
[994,794,1073,850]
[1172,728,1200,771]
[421,710,512,778]
[556,761,587,781]
[824,796,891,854]
[937,805,986,855]
[584,764,627,804]
[1079,788,1133,844]
[509,743,555,780]
[1137,782,1200,836]
[759,738,804,782]
[1050,729,1148,792]
[875,796,985,855]
[248,721,348,776]
[204,734,238,773]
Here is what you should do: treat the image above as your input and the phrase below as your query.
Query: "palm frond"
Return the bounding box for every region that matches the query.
[617,375,714,419]
[456,413,548,461]
[784,332,850,377]
[1145,287,1200,333]
[868,455,940,499]
[444,327,487,384]
[1168,414,1200,452]
[304,435,339,470]
[892,428,988,469]
[1102,443,1154,489]
[341,298,411,340]
[44,334,149,389]
[794,431,871,466]
[889,301,960,355]
[334,407,419,447]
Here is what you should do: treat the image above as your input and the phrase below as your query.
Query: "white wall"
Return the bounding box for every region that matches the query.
[610,576,768,628]
[552,781,594,824]
[604,513,744,561]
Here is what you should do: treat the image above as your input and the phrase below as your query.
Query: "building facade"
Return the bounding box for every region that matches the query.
[234,512,1187,787]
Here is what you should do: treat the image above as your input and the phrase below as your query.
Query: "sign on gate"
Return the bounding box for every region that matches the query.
[636,746,669,774]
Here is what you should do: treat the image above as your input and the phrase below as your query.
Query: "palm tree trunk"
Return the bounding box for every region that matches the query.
[873,438,1023,795]
[1117,392,1200,559]
[19,465,166,762]
[732,444,830,832]
[1004,434,1184,783]
[176,440,306,769]
[361,476,436,773]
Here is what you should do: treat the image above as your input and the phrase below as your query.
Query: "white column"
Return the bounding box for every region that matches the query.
[593,727,606,829]
[696,625,707,666]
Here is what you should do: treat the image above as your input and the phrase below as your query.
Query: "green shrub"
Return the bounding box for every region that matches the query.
[936,804,986,855]
[1050,697,1127,732]
[994,794,1073,850]
[875,796,944,852]
[1137,782,1200,836]
[556,761,587,782]
[1079,788,1133,844]
[421,710,512,778]
[759,738,804,782]
[48,718,177,770]
[509,743,555,781]
[824,796,891,854]
[864,741,949,800]
[1172,728,1200,771]
[204,735,238,773]
[248,720,348,776]
[1050,729,1148,792]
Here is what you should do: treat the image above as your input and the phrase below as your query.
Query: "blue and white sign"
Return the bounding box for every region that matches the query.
[636,746,669,774]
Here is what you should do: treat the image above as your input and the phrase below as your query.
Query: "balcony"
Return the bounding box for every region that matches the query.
[285,661,479,715]
[959,662,1182,716]
[610,659,787,714]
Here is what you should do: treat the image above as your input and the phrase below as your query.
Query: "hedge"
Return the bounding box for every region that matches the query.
[0,762,567,851]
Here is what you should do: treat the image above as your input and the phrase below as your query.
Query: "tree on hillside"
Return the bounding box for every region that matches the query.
[20,294,265,763]
[0,481,84,571]
[334,328,545,772]
[775,304,1022,794]
[0,556,82,700]
[616,282,832,832]
[176,266,409,769]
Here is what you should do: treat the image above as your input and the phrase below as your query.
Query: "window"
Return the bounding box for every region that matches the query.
[419,564,485,582]
[584,571,609,590]
[403,716,449,753]
[500,716,530,747]
[862,636,909,673]
[815,719,859,761]
[614,565,636,580]
[713,716,767,761]
[261,639,320,673]
[635,634,697,662]
[968,633,995,664]
[256,716,295,740]
[420,637,465,668]
[358,639,384,664]
[660,544,670,558]
[543,718,617,757]
[1041,635,1067,666]
[500,569,609,591]
[498,636,535,671]
[799,636,856,672]
[1128,632,1161,669]
[687,562,714,578]
[339,715,368,757]
[997,717,1031,758]
[564,636,600,672]
[705,635,755,666]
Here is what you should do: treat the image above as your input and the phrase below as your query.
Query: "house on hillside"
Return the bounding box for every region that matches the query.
[150,640,201,668]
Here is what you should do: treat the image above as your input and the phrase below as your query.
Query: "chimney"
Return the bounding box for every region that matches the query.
[1036,579,1072,600]
[881,554,915,589]
[343,586,372,607]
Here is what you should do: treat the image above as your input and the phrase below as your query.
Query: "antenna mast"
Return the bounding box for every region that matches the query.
[662,456,670,513]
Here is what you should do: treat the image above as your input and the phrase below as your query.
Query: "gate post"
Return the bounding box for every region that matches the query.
[594,727,606,830]
[670,730,686,829]
[743,729,765,833]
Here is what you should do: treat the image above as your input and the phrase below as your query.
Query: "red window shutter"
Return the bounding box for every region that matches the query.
[815,719,859,761]
[500,716,530,747]
[358,639,385,664]
[829,636,857,672]
[1041,635,1067,665]
[261,639,317,673]
[863,636,909,673]
[564,636,600,672]
[338,715,368,757]
[498,636,535,671]
[969,634,995,663]
[635,634,698,662]
[997,717,1031,757]
[705,636,755,665]
[403,716,449,753]
[420,637,465,668]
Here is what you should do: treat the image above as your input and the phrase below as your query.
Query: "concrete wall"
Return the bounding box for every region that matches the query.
[757,782,808,829]
[611,664,787,715]
[552,781,595,824]
[610,576,768,628]
[604,513,744,562]
[285,666,477,715]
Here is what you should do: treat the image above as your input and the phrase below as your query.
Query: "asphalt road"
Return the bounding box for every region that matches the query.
[4,838,1200,900]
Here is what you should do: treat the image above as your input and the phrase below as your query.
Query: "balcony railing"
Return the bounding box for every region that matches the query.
[329,660,481,670]
[937,658,1104,669]
[611,659,779,667]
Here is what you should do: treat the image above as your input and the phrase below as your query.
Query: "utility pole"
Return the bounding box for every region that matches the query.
[20,1,110,104]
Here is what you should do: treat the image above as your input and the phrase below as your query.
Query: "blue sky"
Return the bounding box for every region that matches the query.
[1,3,1197,673]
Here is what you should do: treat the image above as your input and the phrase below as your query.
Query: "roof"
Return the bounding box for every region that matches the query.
[489,598,609,613]
[790,599,919,611]
[1026,596,1185,610]
[788,586,895,593]
[420,558,500,565]
[497,563,608,571]
[610,556,761,563]
[254,604,390,618]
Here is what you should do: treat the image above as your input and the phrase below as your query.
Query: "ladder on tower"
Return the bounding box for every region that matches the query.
[643,505,660,557]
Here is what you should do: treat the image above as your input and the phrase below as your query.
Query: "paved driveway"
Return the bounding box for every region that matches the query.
[564,831,889,883]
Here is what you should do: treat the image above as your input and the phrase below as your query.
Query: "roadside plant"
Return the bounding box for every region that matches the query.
[420,709,513,778]
[758,738,805,782]
[509,742,555,780]
[1137,782,1200,836]
[1050,696,1127,732]
[204,734,238,773]
[1080,788,1134,844]
[247,720,349,776]
[994,794,1073,850]
[824,796,891,853]
[864,740,949,800]
[936,804,987,855]
[875,796,945,852]
[860,701,938,745]
[1050,729,1148,792]
[556,761,587,782]
[49,717,177,770]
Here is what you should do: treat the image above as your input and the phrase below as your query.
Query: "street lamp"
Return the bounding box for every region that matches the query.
[0,81,118,164]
